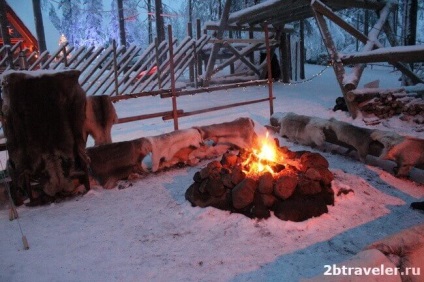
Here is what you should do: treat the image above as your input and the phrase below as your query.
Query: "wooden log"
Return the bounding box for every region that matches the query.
[347,87,423,103]
[340,45,424,64]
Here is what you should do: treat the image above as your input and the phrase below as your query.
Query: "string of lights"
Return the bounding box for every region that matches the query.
[275,65,331,86]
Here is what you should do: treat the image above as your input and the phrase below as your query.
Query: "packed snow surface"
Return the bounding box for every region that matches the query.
[1,64,423,281]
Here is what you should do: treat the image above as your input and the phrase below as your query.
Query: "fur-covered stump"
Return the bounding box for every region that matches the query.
[1,70,90,205]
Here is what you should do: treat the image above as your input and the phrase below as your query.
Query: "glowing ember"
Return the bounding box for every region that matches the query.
[242,132,285,176]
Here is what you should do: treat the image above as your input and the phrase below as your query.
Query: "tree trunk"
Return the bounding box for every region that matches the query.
[32,0,47,52]
[148,0,152,44]
[155,0,165,43]
[401,0,418,84]
[403,0,418,47]
[279,32,290,83]
[117,0,126,47]
[188,0,192,24]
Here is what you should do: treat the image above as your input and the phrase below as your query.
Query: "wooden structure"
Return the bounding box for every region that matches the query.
[0,1,39,70]
[1,0,423,125]
[0,2,38,52]
[311,0,424,118]
[205,0,424,118]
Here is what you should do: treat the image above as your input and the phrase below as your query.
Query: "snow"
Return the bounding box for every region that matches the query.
[1,64,423,282]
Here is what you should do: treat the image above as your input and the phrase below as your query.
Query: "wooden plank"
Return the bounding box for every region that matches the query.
[80,46,115,91]
[223,42,262,76]
[116,110,184,124]
[71,46,95,69]
[28,50,49,70]
[160,79,268,98]
[209,38,277,44]
[129,39,171,93]
[205,23,294,33]
[40,43,69,69]
[100,44,138,95]
[119,41,159,94]
[162,97,275,120]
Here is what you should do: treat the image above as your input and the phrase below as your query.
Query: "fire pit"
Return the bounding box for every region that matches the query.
[185,134,335,222]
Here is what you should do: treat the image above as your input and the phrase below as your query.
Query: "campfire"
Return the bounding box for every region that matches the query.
[185,133,335,222]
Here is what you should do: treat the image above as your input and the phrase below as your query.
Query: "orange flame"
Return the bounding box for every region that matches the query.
[242,132,284,176]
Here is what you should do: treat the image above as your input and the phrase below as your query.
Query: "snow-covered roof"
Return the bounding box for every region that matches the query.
[208,0,386,28]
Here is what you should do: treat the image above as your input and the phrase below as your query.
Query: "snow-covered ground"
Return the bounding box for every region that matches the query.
[1,64,423,282]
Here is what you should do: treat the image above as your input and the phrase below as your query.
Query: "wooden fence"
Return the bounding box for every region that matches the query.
[0,24,275,132]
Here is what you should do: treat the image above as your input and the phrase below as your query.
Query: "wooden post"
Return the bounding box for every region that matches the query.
[312,4,357,118]
[249,30,254,64]
[196,19,203,77]
[279,31,290,83]
[168,25,179,130]
[264,23,274,116]
[299,20,305,80]
[203,0,232,86]
[154,37,162,89]
[62,45,68,68]
[229,31,235,74]
[112,40,120,96]
[193,40,198,88]
[188,22,194,83]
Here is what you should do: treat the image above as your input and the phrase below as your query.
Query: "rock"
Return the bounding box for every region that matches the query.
[221,173,234,188]
[305,168,321,181]
[185,182,212,208]
[251,192,271,219]
[221,153,238,167]
[314,166,334,186]
[299,152,329,171]
[205,174,226,197]
[278,146,297,159]
[258,172,274,194]
[297,177,322,195]
[273,196,328,222]
[259,193,277,209]
[231,166,246,185]
[322,186,335,206]
[209,190,232,211]
[200,160,222,179]
[251,203,271,219]
[193,171,202,183]
[232,178,257,209]
[274,173,298,200]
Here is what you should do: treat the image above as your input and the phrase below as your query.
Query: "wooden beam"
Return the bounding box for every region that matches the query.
[342,1,394,90]
[162,97,275,120]
[160,80,268,98]
[204,23,294,33]
[203,0,232,87]
[222,42,262,76]
[312,0,369,44]
[341,45,424,64]
[312,7,358,118]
